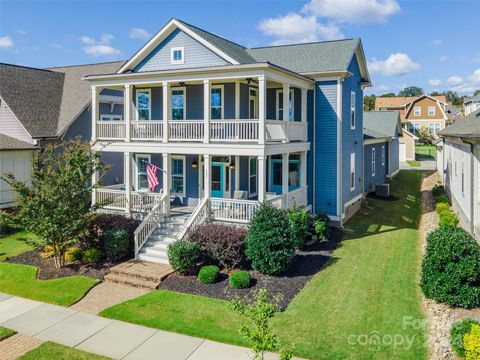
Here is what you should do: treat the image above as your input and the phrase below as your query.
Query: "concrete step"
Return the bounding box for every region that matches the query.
[104,273,159,290]
[138,252,170,264]
[145,240,169,250]
[149,234,177,243]
[144,247,168,257]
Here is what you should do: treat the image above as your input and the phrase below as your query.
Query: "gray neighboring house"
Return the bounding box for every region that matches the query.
[0,61,124,208]
[464,95,480,116]
[445,104,463,124]
[437,108,480,241]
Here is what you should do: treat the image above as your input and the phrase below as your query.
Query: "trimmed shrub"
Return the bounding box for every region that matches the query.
[465,324,480,360]
[188,223,246,269]
[65,248,83,263]
[168,240,200,275]
[104,228,129,262]
[421,226,480,308]
[198,265,220,284]
[82,248,103,264]
[435,195,449,204]
[287,207,312,249]
[439,211,459,228]
[451,318,480,357]
[245,203,295,275]
[40,245,54,259]
[432,184,445,197]
[230,270,251,289]
[435,202,450,215]
[312,212,330,241]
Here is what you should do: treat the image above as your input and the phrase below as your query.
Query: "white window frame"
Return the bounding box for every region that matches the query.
[276,89,294,121]
[171,155,186,197]
[211,85,224,120]
[428,106,436,116]
[170,46,185,65]
[350,91,356,129]
[350,152,355,191]
[372,148,376,177]
[248,156,258,198]
[414,106,421,117]
[249,88,258,119]
[136,89,151,121]
[170,87,187,120]
[134,154,151,191]
[381,145,385,166]
[100,114,123,121]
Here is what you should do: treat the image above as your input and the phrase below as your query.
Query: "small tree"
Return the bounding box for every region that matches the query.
[0,139,106,268]
[417,126,434,145]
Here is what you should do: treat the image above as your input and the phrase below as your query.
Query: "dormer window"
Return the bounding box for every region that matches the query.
[171,47,184,64]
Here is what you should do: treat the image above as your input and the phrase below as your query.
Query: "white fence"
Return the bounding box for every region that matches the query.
[131,121,163,140]
[210,120,259,142]
[96,121,126,140]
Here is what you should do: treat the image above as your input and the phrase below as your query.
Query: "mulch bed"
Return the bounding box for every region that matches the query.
[5,250,111,281]
[159,227,342,311]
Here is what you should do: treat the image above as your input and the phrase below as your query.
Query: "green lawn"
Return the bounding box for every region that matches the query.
[416,145,436,159]
[102,171,427,360]
[18,342,110,360]
[0,326,16,341]
[407,160,421,167]
[0,231,36,261]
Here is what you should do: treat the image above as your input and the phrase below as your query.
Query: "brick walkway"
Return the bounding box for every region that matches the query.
[70,282,148,314]
[0,333,43,360]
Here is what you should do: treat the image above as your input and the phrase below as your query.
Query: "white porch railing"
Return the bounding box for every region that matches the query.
[265,120,308,142]
[169,120,204,141]
[96,188,127,210]
[96,121,126,140]
[267,186,308,210]
[94,187,163,213]
[210,198,259,223]
[210,120,259,142]
[131,121,163,140]
[176,197,210,241]
[134,194,168,258]
[130,192,164,213]
[287,122,308,141]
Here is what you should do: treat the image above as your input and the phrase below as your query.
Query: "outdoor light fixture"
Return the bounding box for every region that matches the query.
[228,162,235,170]
[192,160,198,168]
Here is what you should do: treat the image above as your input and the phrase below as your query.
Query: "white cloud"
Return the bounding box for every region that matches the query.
[51,43,62,49]
[130,28,151,40]
[449,83,476,94]
[439,55,448,62]
[469,69,480,83]
[428,79,442,87]
[80,36,96,45]
[80,33,120,57]
[0,36,14,49]
[302,0,400,24]
[431,39,443,45]
[368,53,420,76]
[15,29,26,35]
[447,76,463,86]
[259,12,343,45]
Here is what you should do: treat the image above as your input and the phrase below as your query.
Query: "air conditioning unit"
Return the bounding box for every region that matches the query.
[376,183,390,198]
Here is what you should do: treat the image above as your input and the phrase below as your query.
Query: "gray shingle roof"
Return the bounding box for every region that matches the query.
[464,95,480,104]
[363,111,401,140]
[0,133,39,151]
[438,108,480,137]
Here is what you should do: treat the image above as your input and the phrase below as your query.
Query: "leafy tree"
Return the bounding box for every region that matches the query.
[398,86,424,97]
[474,89,480,96]
[363,94,376,111]
[430,91,443,97]
[379,92,396,98]
[0,139,107,268]
[417,126,434,145]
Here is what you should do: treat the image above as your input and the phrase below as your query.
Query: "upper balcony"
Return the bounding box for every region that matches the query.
[91,72,310,146]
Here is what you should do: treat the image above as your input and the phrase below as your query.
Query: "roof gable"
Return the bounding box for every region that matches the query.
[404,94,447,118]
[439,108,480,137]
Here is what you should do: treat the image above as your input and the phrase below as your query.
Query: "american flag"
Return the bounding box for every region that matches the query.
[146,162,159,192]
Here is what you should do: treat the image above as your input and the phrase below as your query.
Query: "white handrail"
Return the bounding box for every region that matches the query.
[133,194,168,258]
[210,197,259,223]
[176,197,209,241]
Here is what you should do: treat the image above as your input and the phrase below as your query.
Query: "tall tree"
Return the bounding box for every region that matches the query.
[0,139,107,268]
[398,86,424,97]
[363,95,376,111]
[379,93,397,97]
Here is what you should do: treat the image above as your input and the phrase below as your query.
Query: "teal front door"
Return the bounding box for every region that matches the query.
[270,159,283,194]
[211,163,224,197]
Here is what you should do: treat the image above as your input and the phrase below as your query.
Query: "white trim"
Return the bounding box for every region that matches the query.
[350,152,355,191]
[381,145,385,166]
[414,106,421,117]
[211,84,224,120]
[134,153,151,190]
[372,148,376,177]
[336,78,343,219]
[275,88,294,121]
[344,193,363,209]
[170,46,185,65]
[387,168,400,179]
[350,91,356,129]
[428,105,436,116]
[364,138,391,145]
[249,87,258,119]
[170,86,187,120]
[171,154,186,197]
[100,114,123,121]
[248,156,258,198]
[136,88,151,120]
[0,96,34,143]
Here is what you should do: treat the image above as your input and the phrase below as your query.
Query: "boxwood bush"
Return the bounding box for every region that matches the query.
[432,184,445,197]
[435,202,450,215]
[82,248,102,264]
[198,265,220,284]
[435,195,449,204]
[421,226,480,308]
[188,223,246,269]
[229,270,251,289]
[464,324,480,360]
[439,210,459,228]
[287,206,312,249]
[65,247,83,263]
[312,212,330,241]
[104,228,129,262]
[245,203,295,275]
[168,240,200,275]
[451,318,480,357]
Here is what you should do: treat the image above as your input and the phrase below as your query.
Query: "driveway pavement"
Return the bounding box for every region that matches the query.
[0,293,301,360]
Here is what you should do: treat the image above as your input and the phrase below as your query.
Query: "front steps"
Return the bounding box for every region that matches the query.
[104,260,173,289]
[137,207,193,264]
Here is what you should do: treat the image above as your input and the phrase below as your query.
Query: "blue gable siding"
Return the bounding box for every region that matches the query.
[134,29,228,72]
[341,55,364,210]
[364,142,388,192]
[314,80,338,216]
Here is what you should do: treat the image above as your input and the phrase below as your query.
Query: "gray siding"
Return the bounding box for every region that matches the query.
[134,29,228,72]
[0,99,33,143]
[388,138,400,176]
[364,142,388,192]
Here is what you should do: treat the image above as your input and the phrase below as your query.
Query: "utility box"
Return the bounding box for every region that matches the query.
[376,183,390,198]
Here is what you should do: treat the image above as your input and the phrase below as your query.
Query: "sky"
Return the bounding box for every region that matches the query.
[0,0,479,96]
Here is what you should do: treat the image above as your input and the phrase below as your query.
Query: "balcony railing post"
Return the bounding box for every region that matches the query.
[258,75,266,145]
[258,155,266,202]
[125,84,132,142]
[124,152,132,213]
[282,153,289,209]
[163,82,169,143]
[283,82,290,143]
[91,86,100,143]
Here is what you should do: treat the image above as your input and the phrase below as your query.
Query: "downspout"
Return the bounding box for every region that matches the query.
[459,137,475,236]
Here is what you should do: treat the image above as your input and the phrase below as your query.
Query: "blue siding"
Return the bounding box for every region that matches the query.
[240,83,249,119]
[314,80,338,216]
[224,83,235,119]
[186,85,203,120]
[306,89,314,207]
[341,55,364,209]
[267,89,276,119]
[363,143,388,192]
[134,29,228,72]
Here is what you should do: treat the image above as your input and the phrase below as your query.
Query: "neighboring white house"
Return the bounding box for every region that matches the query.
[464,95,480,116]
[437,108,480,241]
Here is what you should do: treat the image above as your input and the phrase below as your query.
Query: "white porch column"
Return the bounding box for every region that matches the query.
[162,82,169,143]
[282,153,289,209]
[203,80,210,143]
[235,155,240,191]
[258,75,266,145]
[283,82,290,143]
[124,84,132,142]
[91,160,98,206]
[301,88,307,123]
[162,153,171,215]
[235,80,240,119]
[91,86,100,142]
[258,155,266,202]
[124,152,131,213]
[204,154,211,199]
[300,151,307,189]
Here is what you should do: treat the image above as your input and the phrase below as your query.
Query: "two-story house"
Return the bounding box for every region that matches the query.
[375,94,448,135]
[464,95,480,116]
[84,19,371,263]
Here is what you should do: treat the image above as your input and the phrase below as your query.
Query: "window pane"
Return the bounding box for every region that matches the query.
[211,89,221,107]
[172,159,183,175]
[250,176,257,194]
[288,162,299,188]
[138,157,148,172]
[138,92,150,109]
[278,93,283,109]
[211,107,221,120]
[139,174,148,189]
[173,50,182,61]
[250,158,256,175]
[172,92,184,108]
[172,109,184,120]
[172,177,183,193]
[278,109,283,121]
[138,109,149,121]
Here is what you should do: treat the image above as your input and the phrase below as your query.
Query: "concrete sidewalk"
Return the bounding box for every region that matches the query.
[0,293,301,360]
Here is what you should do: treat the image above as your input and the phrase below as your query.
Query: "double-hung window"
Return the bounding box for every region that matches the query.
[428,106,436,116]
[372,148,376,177]
[381,145,385,166]
[211,86,223,120]
[136,90,151,120]
[429,122,441,134]
[414,107,421,117]
[170,47,184,64]
[135,154,151,190]
[171,156,185,196]
[171,88,186,120]
[350,91,356,129]
[350,153,355,191]
[276,89,294,120]
[249,157,257,197]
